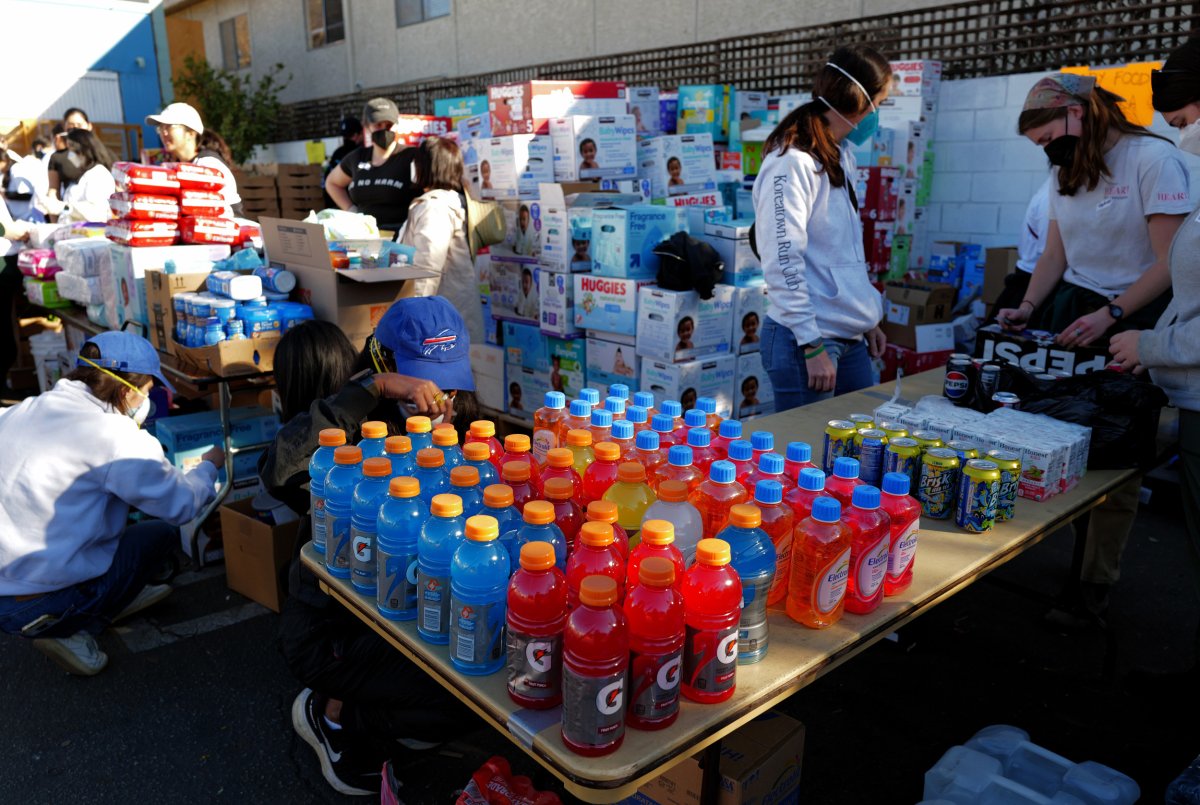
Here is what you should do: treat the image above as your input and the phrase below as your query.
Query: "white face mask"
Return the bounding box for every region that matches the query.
[1179,119,1200,156]
[129,393,152,426]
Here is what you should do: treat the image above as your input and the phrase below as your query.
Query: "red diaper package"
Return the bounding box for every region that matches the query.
[165,162,226,192]
[17,249,62,279]
[179,190,228,218]
[236,221,262,247]
[455,757,562,805]
[106,218,179,247]
[108,192,180,221]
[111,162,181,195]
[179,215,240,245]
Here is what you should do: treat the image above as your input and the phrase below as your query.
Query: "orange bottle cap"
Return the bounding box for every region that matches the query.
[430,493,463,517]
[361,421,387,440]
[696,538,731,566]
[416,448,444,468]
[450,466,480,487]
[465,515,499,541]
[434,421,455,430]
[501,461,531,483]
[729,503,762,529]
[389,476,420,498]
[462,442,491,462]
[640,519,675,546]
[617,462,646,483]
[470,420,496,439]
[523,500,554,525]
[586,500,618,524]
[362,457,392,478]
[594,441,620,462]
[519,541,556,571]
[432,428,458,447]
[547,448,574,468]
[504,434,530,453]
[579,521,614,547]
[318,428,346,448]
[385,435,412,455]
[656,479,688,503]
[638,556,675,587]
[542,476,573,501]
[333,446,363,465]
[406,416,432,434]
[579,575,618,607]
[483,484,514,508]
[566,429,592,447]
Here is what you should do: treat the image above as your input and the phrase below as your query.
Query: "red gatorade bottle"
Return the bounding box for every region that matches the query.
[680,538,742,704]
[566,522,625,609]
[561,576,629,756]
[506,542,567,709]
[624,556,685,730]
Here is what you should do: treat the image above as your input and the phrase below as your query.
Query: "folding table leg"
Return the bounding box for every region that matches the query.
[699,739,722,805]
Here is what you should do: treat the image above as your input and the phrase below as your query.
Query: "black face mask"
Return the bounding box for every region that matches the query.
[372,129,395,150]
[1044,135,1079,168]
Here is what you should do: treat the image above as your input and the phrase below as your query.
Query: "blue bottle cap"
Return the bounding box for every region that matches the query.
[759,453,785,475]
[569,399,592,417]
[719,419,743,439]
[633,391,655,409]
[544,391,566,410]
[833,457,860,479]
[612,420,635,440]
[710,460,736,484]
[799,467,827,491]
[755,479,783,505]
[882,472,910,496]
[697,396,717,414]
[852,485,881,509]
[636,430,660,451]
[660,400,682,418]
[580,388,601,405]
[728,440,753,461]
[591,409,613,428]
[812,497,842,523]
[668,445,694,467]
[787,441,812,463]
[751,431,774,452]
[605,396,626,414]
[609,383,630,401]
[687,427,711,448]
[625,405,648,424]
[685,409,707,428]
[651,413,675,433]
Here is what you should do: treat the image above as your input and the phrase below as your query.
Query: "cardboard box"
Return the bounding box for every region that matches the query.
[574,274,654,335]
[729,90,770,150]
[888,59,943,98]
[488,80,628,136]
[638,134,718,200]
[539,269,584,338]
[641,354,736,417]
[108,243,230,330]
[549,115,638,181]
[702,220,762,287]
[173,335,281,376]
[862,219,895,277]
[957,243,986,305]
[144,269,204,352]
[504,365,547,422]
[733,352,774,420]
[502,322,587,400]
[489,260,541,325]
[219,498,300,613]
[478,136,553,201]
[434,94,488,124]
[879,95,936,132]
[475,254,500,346]
[586,336,641,396]
[974,325,1110,375]
[636,285,734,363]
[629,86,662,137]
[155,406,279,488]
[458,114,493,194]
[927,241,963,288]
[880,343,953,382]
[876,121,926,181]
[391,114,453,147]
[470,344,505,412]
[881,280,957,350]
[856,167,901,222]
[488,200,545,264]
[731,285,768,354]
[676,84,731,142]
[592,206,686,280]
[983,247,1019,305]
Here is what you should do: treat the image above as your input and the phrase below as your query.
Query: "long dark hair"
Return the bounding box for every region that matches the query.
[764,45,891,188]
[273,320,357,423]
[64,129,114,171]
[65,343,153,414]
[197,129,235,166]
[413,136,464,192]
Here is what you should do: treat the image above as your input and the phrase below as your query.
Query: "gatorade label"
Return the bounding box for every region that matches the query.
[562,667,626,748]
[325,515,352,575]
[350,527,376,589]
[376,550,419,616]
[532,429,556,464]
[416,571,449,637]
[310,493,327,550]
[887,520,919,581]
[815,548,851,614]
[738,572,774,660]
[450,597,505,666]
[683,625,738,693]
[856,535,890,600]
[629,648,682,721]
[506,631,563,701]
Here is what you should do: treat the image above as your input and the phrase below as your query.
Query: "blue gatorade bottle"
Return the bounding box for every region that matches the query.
[309,428,345,553]
[449,465,485,518]
[432,424,465,469]
[406,415,434,453]
[449,515,512,675]
[716,503,777,664]
[358,421,388,460]
[324,446,364,579]
[349,457,392,595]
[417,493,468,644]
[482,484,523,570]
[385,435,416,479]
[376,477,426,620]
[515,500,568,572]
[463,441,499,487]
[413,448,451,506]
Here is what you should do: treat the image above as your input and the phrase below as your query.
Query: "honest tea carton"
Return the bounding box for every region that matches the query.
[636,285,734,363]
[549,115,638,182]
[641,354,737,417]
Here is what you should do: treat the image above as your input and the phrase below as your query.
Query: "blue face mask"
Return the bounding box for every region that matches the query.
[822,61,880,147]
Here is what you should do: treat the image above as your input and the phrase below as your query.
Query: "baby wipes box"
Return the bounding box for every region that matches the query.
[477,135,553,200]
[573,274,653,335]
[734,351,775,419]
[549,115,638,182]
[586,336,641,396]
[702,220,761,286]
[638,134,718,199]
[635,285,734,363]
[629,86,662,137]
[732,284,768,354]
[640,354,737,417]
[539,270,584,338]
[489,260,540,325]
[591,205,686,279]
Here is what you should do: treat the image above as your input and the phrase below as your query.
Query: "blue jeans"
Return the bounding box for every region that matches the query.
[761,317,877,413]
[0,520,176,638]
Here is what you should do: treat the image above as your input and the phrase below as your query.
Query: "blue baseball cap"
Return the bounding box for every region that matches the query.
[373,297,475,391]
[78,331,175,393]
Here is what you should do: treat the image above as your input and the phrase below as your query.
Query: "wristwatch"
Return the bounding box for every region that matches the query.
[1107,304,1124,321]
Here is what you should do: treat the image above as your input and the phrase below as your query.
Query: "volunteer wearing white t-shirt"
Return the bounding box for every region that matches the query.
[49,129,117,224]
[146,102,242,214]
[753,45,891,411]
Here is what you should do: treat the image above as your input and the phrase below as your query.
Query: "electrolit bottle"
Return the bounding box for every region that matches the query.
[660,400,684,437]
[466,420,505,471]
[506,541,567,709]
[417,493,467,644]
[632,430,666,478]
[686,427,721,475]
[786,467,827,524]
[579,387,601,406]
[717,504,776,664]
[376,476,426,620]
[324,446,364,579]
[711,419,742,459]
[726,440,756,486]
[624,555,685,731]
[583,441,622,506]
[641,480,704,567]
[385,435,416,479]
[449,515,511,675]
[406,415,434,453]
[462,441,499,488]
[589,408,613,448]
[626,519,685,594]
[565,429,596,481]
[787,497,852,629]
[625,405,650,435]
[650,413,678,449]
[482,484,522,569]
[653,445,703,495]
[696,396,722,434]
[566,522,625,608]
[543,448,584,502]
[358,420,389,459]
[604,396,626,421]
[586,501,630,563]
[681,538,742,703]
[677,409,706,447]
[449,465,485,518]
[309,428,345,554]
[880,472,921,598]
[500,460,537,513]
[349,457,392,595]
[784,441,817,483]
[689,459,749,539]
[542,476,584,553]
[562,399,592,439]
[633,390,656,422]
[532,392,567,465]
[608,383,630,402]
[755,480,796,607]
[561,575,628,757]
[610,420,636,461]
[826,457,864,510]
[414,448,451,506]
[432,425,465,470]
[500,434,542,492]
[843,485,892,616]
[750,431,775,465]
[603,462,658,540]
[743,452,797,499]
[516,500,568,572]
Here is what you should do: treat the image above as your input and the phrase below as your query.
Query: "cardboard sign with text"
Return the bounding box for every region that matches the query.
[1063,61,1162,126]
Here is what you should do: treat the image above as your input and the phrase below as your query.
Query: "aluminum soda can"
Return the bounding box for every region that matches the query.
[986,449,1022,522]
[979,364,1001,401]
[848,413,875,431]
[854,428,889,487]
[946,440,980,464]
[884,437,922,491]
[955,459,1001,532]
[919,448,961,520]
[823,420,858,475]
[878,421,909,442]
[910,430,944,453]
[944,357,973,404]
[992,392,1020,409]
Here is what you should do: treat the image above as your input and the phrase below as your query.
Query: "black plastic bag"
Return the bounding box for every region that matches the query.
[652,232,724,299]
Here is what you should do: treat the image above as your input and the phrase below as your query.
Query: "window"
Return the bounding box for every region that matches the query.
[219,14,252,70]
[305,0,345,49]
[395,0,450,28]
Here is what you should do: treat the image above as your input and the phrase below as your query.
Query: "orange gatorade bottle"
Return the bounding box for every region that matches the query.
[754,480,796,607]
[653,445,704,495]
[787,497,852,629]
[689,460,749,540]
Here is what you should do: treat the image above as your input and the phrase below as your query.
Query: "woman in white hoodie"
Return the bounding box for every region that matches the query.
[753,45,891,411]
[0,332,222,676]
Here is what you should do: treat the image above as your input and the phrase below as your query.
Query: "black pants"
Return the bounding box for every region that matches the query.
[986,270,1033,326]
[0,255,23,388]
[1034,280,1170,337]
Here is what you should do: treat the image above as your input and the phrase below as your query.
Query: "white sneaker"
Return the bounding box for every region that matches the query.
[114,584,172,622]
[33,631,108,676]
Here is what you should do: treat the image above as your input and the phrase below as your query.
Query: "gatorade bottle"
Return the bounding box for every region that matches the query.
[532,392,567,465]
[660,400,684,437]
[449,515,511,675]
[610,420,636,461]
[563,399,592,439]
[603,462,658,540]
[750,431,774,465]
[604,396,626,421]
[565,429,595,481]
[406,415,434,453]
[417,493,467,644]
[650,413,678,449]
[826,457,864,510]
[624,555,685,730]
[349,457,392,595]
[586,501,630,563]
[755,480,796,607]
[689,459,749,539]
[686,427,720,475]
[717,504,776,664]
[542,476,584,553]
[579,387,601,406]
[681,538,742,703]
[567,522,625,608]
[608,383,630,402]
[743,452,797,499]
[500,434,542,492]
[677,409,706,447]
[543,448,584,502]
[376,477,426,620]
[483,484,522,569]
[466,420,505,471]
[516,500,568,572]
[385,435,417,479]
[625,405,650,435]
[462,441,499,488]
[561,575,628,757]
[786,467,827,524]
[324,446,364,578]
[359,421,388,459]
[844,486,892,616]
[711,419,742,459]
[506,541,567,709]
[696,396,722,434]
[641,480,704,567]
[582,441,622,506]
[632,430,666,478]
[626,519,685,594]
[500,461,537,513]
[787,497,852,629]
[309,428,346,553]
[784,441,817,483]
[414,448,451,506]
[880,472,921,597]
[653,445,703,495]
[589,409,613,449]
[633,390,657,422]
[433,425,465,469]
[450,465,485,518]
[726,440,755,486]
